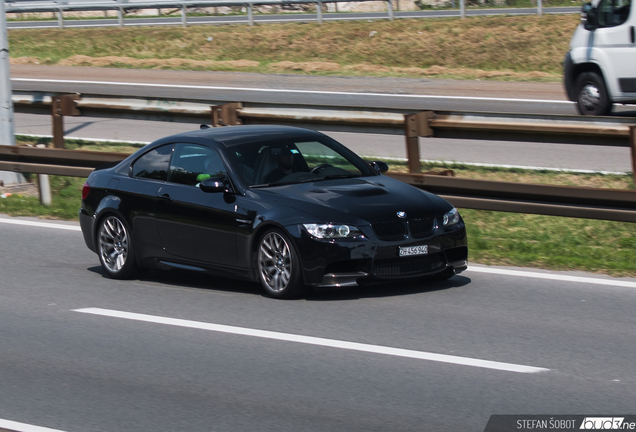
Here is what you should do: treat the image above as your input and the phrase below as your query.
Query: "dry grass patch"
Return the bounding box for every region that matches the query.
[8,14,578,80]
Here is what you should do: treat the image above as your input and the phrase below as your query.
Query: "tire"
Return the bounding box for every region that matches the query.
[97,214,140,279]
[575,72,612,116]
[256,229,305,299]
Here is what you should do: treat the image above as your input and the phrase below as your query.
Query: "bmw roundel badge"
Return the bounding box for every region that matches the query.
[397,211,407,218]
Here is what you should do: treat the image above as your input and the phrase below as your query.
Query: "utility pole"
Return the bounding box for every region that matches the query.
[0,0,14,146]
[0,0,20,186]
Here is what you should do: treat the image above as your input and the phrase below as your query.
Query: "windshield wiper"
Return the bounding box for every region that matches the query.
[317,174,361,181]
[250,174,361,188]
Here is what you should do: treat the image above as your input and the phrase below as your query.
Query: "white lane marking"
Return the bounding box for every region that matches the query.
[0,218,81,231]
[469,266,636,289]
[74,307,549,373]
[0,419,67,432]
[12,78,571,104]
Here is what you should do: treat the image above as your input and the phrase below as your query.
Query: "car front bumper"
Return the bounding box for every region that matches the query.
[290,222,468,287]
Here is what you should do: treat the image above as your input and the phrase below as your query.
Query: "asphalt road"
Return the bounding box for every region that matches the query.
[9,66,634,173]
[5,7,579,30]
[1,216,636,432]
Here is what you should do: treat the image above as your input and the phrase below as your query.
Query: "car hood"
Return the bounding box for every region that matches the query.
[254,176,452,225]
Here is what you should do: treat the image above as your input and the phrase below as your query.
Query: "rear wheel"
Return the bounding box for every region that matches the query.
[575,72,612,116]
[97,215,140,279]
[257,229,305,299]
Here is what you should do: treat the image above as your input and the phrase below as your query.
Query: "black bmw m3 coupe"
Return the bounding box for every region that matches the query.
[80,125,468,298]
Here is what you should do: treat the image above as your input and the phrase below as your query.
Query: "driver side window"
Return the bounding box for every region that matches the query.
[598,0,631,27]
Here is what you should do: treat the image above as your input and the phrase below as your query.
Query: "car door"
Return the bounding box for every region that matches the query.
[154,143,239,267]
[593,0,635,94]
[119,143,174,247]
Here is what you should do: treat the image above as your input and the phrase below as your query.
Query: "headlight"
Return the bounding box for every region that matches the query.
[303,224,361,239]
[443,207,460,226]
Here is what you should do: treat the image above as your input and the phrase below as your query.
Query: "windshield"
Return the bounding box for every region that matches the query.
[224,135,377,187]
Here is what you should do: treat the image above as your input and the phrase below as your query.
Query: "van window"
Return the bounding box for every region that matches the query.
[598,0,631,27]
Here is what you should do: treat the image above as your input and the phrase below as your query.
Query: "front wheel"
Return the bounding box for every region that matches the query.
[256,229,305,299]
[575,72,612,116]
[97,214,140,279]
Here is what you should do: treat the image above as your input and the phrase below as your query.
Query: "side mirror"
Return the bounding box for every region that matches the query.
[582,3,598,30]
[200,176,230,193]
[369,161,389,174]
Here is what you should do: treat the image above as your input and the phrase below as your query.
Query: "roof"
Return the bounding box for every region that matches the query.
[154,125,324,147]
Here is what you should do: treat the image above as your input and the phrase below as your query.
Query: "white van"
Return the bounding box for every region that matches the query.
[564,0,634,115]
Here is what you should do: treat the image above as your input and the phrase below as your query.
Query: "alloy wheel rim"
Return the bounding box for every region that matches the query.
[580,83,601,110]
[258,232,292,292]
[99,216,129,273]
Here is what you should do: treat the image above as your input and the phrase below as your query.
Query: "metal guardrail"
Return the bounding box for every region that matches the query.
[13,91,636,145]
[2,145,636,222]
[6,92,636,222]
[6,0,402,27]
[3,0,559,27]
[12,91,636,168]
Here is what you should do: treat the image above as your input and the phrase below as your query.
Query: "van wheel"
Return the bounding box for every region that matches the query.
[575,72,612,116]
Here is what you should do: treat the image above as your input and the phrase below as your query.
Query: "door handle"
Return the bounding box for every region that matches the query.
[159,193,172,201]
[631,26,635,43]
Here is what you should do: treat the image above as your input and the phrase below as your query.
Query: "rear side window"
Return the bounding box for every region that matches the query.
[168,144,226,186]
[131,145,173,181]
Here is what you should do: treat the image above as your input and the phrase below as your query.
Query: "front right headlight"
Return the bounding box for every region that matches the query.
[443,207,460,226]
[303,224,361,239]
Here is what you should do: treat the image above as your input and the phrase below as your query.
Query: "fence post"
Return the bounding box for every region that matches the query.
[211,103,243,127]
[38,174,52,206]
[537,0,542,16]
[181,4,187,27]
[316,1,323,23]
[57,8,64,29]
[248,3,254,26]
[51,94,81,149]
[404,112,435,173]
[386,0,394,21]
[460,0,465,18]
[630,126,636,185]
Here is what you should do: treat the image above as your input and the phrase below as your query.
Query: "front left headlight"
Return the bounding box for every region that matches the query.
[443,207,461,226]
[303,224,361,239]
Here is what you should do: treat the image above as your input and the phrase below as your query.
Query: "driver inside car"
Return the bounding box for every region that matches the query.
[264,149,295,184]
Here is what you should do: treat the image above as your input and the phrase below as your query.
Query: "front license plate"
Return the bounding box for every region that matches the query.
[399,245,428,257]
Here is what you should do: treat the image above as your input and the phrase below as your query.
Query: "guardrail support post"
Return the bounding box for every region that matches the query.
[57,8,64,29]
[630,126,636,185]
[181,4,187,27]
[38,174,52,205]
[51,94,81,149]
[211,103,243,127]
[460,0,465,18]
[404,111,435,173]
[316,1,323,24]
[537,0,542,15]
[117,7,124,27]
[248,4,254,26]
[386,0,394,21]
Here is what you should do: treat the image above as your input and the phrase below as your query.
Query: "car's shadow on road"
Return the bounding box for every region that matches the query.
[88,266,471,300]
[88,266,263,296]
